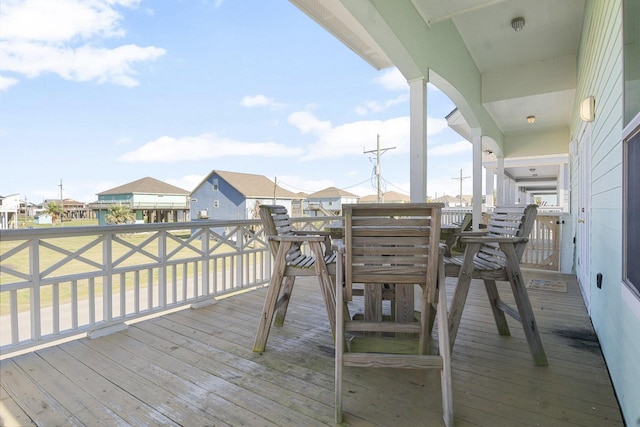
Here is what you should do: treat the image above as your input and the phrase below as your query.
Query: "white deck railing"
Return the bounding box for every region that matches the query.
[0,209,561,356]
[0,217,335,356]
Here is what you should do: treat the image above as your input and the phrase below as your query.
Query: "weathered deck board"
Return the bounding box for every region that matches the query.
[0,270,623,426]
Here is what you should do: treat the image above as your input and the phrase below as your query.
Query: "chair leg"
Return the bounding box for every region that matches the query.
[448,242,482,349]
[436,255,454,427]
[253,242,290,353]
[310,242,338,340]
[483,279,511,336]
[335,251,345,424]
[274,276,295,327]
[500,243,548,366]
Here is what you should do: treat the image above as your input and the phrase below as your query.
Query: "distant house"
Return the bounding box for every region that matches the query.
[305,187,359,216]
[189,170,302,223]
[93,177,190,225]
[360,191,410,204]
[433,195,471,207]
[33,214,52,225]
[0,194,20,229]
[40,198,93,221]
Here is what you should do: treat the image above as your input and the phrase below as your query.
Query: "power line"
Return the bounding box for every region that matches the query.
[276,177,372,194]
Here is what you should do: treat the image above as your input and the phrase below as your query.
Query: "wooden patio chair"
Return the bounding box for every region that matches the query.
[444,204,548,366]
[253,204,338,353]
[335,203,453,426]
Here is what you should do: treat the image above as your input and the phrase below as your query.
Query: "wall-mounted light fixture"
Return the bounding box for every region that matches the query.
[580,95,595,122]
[527,115,536,124]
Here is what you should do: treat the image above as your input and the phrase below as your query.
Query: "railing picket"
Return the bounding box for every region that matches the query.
[103,234,113,322]
[30,238,41,341]
[10,290,18,344]
[134,270,140,314]
[71,280,78,329]
[88,278,95,324]
[53,284,59,334]
[119,272,126,318]
[147,268,153,310]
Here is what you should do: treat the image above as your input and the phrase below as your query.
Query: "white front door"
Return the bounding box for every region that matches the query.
[577,124,592,311]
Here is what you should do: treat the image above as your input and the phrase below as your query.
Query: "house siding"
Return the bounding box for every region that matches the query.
[574,0,639,423]
[191,174,246,220]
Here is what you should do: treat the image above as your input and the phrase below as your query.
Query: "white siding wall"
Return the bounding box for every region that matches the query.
[574,1,640,423]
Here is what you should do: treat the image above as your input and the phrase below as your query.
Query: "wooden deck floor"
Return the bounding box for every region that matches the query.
[1,270,623,426]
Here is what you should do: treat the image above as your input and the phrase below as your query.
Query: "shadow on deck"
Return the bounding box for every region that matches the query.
[0,270,623,426]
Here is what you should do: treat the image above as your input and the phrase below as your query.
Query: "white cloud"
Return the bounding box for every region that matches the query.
[0,74,18,90]
[287,111,332,134]
[240,94,283,108]
[119,133,303,163]
[355,94,409,115]
[373,68,407,91]
[0,0,164,88]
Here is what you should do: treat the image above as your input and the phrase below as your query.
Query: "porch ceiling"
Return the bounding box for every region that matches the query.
[290,0,584,189]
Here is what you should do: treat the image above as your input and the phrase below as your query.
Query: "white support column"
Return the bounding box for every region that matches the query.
[496,156,504,206]
[485,168,495,208]
[559,162,568,211]
[409,78,427,202]
[471,129,483,231]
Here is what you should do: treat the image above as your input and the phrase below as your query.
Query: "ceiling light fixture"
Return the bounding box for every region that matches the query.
[511,17,525,32]
[527,115,536,124]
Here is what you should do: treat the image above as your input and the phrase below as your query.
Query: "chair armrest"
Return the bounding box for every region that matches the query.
[459,235,529,244]
[293,230,331,237]
[456,230,488,237]
[270,235,328,243]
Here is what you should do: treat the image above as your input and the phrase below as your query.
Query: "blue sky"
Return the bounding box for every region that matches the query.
[0,0,473,204]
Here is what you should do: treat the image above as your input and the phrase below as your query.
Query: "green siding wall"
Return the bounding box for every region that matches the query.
[573,1,640,423]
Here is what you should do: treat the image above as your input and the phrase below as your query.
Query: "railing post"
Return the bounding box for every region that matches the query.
[30,238,41,341]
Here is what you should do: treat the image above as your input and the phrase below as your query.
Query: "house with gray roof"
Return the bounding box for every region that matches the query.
[304,186,359,216]
[93,177,190,225]
[189,170,302,222]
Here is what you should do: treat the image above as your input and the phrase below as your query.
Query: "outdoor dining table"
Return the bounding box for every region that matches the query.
[325,217,462,325]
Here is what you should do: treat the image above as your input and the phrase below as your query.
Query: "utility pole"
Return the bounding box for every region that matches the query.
[59,179,64,227]
[452,169,470,207]
[273,176,277,205]
[364,134,396,203]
